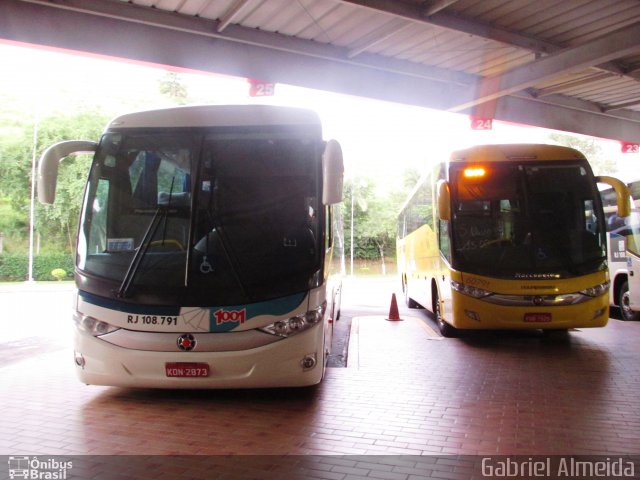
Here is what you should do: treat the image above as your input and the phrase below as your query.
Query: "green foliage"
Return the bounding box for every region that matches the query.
[0,198,28,252]
[0,252,74,281]
[343,176,407,272]
[402,167,422,190]
[51,268,67,281]
[159,72,190,105]
[548,132,618,175]
[0,109,110,253]
[0,66,195,280]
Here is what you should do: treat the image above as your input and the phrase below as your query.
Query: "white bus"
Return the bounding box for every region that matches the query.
[38,105,344,388]
[601,179,640,321]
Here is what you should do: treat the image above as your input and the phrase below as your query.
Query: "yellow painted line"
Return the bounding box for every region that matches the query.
[411,316,443,339]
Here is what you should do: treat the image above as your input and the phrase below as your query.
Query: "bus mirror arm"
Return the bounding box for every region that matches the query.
[596,175,632,218]
[437,179,451,221]
[38,140,97,204]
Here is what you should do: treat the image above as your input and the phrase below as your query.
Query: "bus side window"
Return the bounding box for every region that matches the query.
[88,178,109,253]
[439,219,451,262]
[584,199,599,234]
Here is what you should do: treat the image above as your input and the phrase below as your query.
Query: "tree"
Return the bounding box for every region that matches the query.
[37,110,110,251]
[357,190,406,275]
[402,167,422,190]
[341,175,409,275]
[0,109,109,253]
[158,72,190,105]
[342,177,374,273]
[547,132,617,175]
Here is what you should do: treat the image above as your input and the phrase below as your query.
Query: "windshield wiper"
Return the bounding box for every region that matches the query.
[117,177,180,299]
[204,221,251,302]
[197,167,251,301]
[116,207,165,299]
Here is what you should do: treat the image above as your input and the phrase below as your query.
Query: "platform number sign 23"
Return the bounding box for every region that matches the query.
[621,142,640,153]
[470,116,493,130]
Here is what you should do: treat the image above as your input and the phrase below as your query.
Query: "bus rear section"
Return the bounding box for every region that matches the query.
[38,105,344,388]
[397,144,630,336]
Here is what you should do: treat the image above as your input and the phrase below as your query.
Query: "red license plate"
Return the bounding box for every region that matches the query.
[165,362,210,377]
[524,313,552,323]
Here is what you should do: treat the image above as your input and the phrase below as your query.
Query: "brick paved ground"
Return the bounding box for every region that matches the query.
[1,279,640,478]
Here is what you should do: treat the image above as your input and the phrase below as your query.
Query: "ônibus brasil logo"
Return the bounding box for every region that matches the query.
[214,308,246,325]
[8,456,73,479]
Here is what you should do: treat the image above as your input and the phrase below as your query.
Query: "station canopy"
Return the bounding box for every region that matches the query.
[2,0,640,143]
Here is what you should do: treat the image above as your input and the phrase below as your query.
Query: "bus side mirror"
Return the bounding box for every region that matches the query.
[322,139,344,205]
[596,175,631,218]
[38,140,97,204]
[437,179,451,221]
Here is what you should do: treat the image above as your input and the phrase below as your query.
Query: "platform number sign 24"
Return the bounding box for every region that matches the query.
[470,116,493,130]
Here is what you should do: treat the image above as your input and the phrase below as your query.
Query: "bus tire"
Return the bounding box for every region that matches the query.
[433,289,456,337]
[619,281,640,321]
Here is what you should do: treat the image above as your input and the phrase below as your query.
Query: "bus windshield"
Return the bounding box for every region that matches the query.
[450,161,606,278]
[78,130,322,305]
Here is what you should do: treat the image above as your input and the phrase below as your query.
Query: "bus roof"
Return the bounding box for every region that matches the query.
[106,105,322,130]
[398,143,590,215]
[450,143,587,163]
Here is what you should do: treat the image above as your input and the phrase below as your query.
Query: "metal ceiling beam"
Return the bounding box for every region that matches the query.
[498,93,640,142]
[603,99,640,112]
[217,0,252,33]
[10,0,472,86]
[339,0,638,90]
[422,0,460,17]
[2,0,640,142]
[447,23,640,112]
[0,0,466,106]
[531,73,613,98]
[347,17,412,58]
[339,0,557,54]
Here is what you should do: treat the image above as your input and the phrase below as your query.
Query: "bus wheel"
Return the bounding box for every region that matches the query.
[619,281,640,321]
[434,291,456,337]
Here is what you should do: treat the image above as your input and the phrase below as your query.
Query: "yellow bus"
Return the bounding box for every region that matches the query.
[397,144,630,337]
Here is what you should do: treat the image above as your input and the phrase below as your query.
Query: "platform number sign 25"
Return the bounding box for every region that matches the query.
[470,116,493,130]
[621,142,640,153]
[248,79,275,97]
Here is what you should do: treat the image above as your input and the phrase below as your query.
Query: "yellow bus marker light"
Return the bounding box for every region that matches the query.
[463,167,486,178]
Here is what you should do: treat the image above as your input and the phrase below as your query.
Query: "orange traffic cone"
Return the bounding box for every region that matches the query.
[386,293,402,321]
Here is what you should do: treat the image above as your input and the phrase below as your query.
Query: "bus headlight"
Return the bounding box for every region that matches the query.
[451,281,492,299]
[579,281,610,297]
[260,302,327,338]
[73,311,119,336]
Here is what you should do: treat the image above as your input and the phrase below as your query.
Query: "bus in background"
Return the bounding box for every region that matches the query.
[397,144,631,337]
[600,180,640,321]
[38,105,344,388]
[628,210,640,318]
